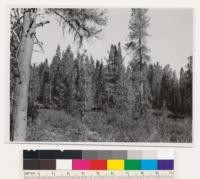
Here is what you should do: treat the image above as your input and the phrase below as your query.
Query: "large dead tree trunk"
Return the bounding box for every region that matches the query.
[13,9,36,141]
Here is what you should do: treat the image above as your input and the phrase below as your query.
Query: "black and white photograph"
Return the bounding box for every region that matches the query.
[10,8,193,143]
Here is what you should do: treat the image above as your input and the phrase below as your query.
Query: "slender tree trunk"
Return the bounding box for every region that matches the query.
[139,31,144,114]
[13,9,36,141]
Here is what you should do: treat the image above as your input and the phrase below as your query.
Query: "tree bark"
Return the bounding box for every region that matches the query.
[12,9,36,141]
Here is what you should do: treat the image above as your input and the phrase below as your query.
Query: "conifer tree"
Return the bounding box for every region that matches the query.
[170,71,180,113]
[50,45,65,108]
[29,64,40,104]
[160,64,173,111]
[105,44,117,107]
[28,64,40,124]
[73,53,86,120]
[105,43,125,109]
[61,45,74,112]
[38,59,50,107]
[126,8,151,114]
[179,67,186,114]
[84,56,95,111]
[185,56,192,115]
[147,62,163,109]
[179,56,192,116]
[94,60,107,110]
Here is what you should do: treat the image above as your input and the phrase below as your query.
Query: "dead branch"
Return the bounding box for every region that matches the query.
[36,21,50,28]
[33,34,44,52]
[11,29,20,43]
[11,16,23,30]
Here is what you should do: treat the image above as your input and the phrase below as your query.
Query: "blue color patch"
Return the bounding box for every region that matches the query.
[141,160,158,170]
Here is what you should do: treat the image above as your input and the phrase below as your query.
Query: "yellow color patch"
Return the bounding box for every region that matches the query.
[107,160,124,170]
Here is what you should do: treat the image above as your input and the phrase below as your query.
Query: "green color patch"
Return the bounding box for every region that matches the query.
[125,160,141,170]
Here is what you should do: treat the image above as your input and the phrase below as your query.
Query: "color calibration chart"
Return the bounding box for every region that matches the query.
[23,150,175,179]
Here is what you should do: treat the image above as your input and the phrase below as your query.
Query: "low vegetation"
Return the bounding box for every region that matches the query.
[27,108,192,143]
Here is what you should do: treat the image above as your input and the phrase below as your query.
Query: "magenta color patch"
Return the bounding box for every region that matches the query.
[72,160,90,170]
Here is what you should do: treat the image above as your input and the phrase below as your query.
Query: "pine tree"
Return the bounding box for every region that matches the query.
[179,67,186,114]
[126,8,151,114]
[29,64,40,104]
[84,56,95,111]
[114,43,127,110]
[185,56,192,115]
[50,45,65,108]
[27,64,40,125]
[105,43,125,109]
[147,62,163,109]
[125,66,137,117]
[160,64,173,111]
[94,60,107,110]
[105,44,117,107]
[171,71,181,114]
[179,56,192,116]
[38,59,50,107]
[90,56,96,110]
[73,52,86,120]
[94,60,101,109]
[61,45,74,112]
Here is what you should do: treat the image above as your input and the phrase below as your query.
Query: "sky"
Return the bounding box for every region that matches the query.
[32,8,193,72]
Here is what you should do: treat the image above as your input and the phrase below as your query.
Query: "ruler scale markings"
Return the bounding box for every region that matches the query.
[24,171,174,179]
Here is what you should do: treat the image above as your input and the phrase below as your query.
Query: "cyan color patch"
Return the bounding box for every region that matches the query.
[141,160,158,170]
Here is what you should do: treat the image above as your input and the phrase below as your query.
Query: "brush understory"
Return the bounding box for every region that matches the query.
[26,108,192,143]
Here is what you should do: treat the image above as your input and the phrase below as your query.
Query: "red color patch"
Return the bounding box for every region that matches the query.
[90,160,107,170]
